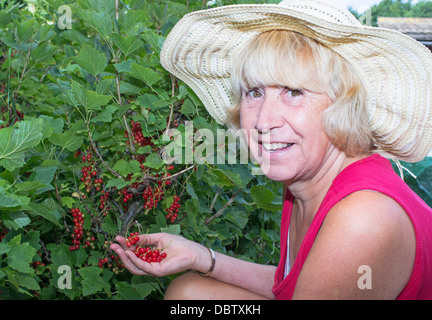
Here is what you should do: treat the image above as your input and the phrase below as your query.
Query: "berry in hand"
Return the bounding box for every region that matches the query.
[133,245,167,263]
[125,232,140,247]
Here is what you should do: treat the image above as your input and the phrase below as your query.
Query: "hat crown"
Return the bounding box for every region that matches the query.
[278,0,362,26]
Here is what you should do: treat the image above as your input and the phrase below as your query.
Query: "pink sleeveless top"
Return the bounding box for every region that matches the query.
[272,154,432,300]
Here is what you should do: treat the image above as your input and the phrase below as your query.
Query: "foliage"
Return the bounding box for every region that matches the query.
[0,0,283,300]
[349,0,432,26]
[0,0,430,300]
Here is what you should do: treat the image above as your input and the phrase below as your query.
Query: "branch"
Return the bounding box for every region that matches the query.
[121,201,145,233]
[205,188,242,225]
[148,165,195,181]
[209,187,222,212]
[86,123,123,179]
[163,74,176,137]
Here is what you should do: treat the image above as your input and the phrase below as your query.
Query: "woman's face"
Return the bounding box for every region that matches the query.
[240,85,334,183]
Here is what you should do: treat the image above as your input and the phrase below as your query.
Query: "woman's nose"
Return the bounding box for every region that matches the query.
[254,93,284,132]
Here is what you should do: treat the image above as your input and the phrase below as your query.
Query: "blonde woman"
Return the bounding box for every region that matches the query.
[111,0,432,300]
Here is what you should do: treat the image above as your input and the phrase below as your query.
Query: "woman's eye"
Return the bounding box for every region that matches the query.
[291,90,302,96]
[246,89,262,98]
[253,90,262,98]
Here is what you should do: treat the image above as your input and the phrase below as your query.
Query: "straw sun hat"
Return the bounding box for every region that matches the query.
[160,0,432,163]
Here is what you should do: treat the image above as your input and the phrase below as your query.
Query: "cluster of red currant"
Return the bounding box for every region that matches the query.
[0,228,8,241]
[125,232,140,247]
[121,187,134,203]
[32,261,45,269]
[98,257,109,268]
[166,195,181,223]
[127,120,154,149]
[142,185,164,210]
[99,191,110,215]
[80,152,104,194]
[133,246,167,263]
[69,208,85,251]
[98,254,124,272]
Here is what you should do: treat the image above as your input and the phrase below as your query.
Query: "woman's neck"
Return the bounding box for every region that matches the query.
[286,150,366,223]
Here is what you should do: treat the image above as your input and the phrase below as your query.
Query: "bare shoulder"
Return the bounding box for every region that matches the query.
[293,190,416,300]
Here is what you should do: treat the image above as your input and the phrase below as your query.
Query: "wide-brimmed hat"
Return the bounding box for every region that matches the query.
[160,0,432,162]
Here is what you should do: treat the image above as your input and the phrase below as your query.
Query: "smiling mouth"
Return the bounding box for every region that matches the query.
[261,142,293,152]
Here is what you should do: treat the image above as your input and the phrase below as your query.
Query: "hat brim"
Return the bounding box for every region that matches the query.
[160,3,432,162]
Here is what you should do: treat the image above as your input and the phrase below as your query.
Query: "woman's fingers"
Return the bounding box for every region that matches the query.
[124,250,164,276]
[110,232,198,277]
[110,242,149,276]
[110,233,173,276]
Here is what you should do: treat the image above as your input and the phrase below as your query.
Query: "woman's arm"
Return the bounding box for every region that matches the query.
[110,233,276,299]
[292,190,416,300]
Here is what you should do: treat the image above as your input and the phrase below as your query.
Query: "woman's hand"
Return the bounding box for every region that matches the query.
[110,233,210,277]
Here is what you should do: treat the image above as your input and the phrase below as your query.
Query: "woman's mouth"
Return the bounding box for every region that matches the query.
[262,142,293,152]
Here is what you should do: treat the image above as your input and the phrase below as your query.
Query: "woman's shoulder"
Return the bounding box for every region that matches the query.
[293,190,416,299]
[325,190,414,238]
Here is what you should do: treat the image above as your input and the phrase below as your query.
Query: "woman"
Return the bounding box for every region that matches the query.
[110,0,432,299]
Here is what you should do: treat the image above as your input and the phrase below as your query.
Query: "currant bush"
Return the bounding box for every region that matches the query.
[0,0,290,301]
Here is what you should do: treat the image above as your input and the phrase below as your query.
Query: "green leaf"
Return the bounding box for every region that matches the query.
[102,214,118,235]
[15,19,37,44]
[91,104,117,122]
[0,119,43,171]
[119,10,149,35]
[251,185,275,204]
[27,166,57,195]
[112,159,141,177]
[2,212,31,230]
[16,273,40,291]
[74,45,107,76]
[105,178,129,189]
[7,236,37,273]
[14,181,46,195]
[96,79,113,95]
[61,196,75,209]
[48,244,72,268]
[114,60,133,73]
[131,275,157,298]
[28,203,63,228]
[112,34,143,56]
[70,81,112,112]
[78,266,110,296]
[49,121,84,152]
[129,63,160,87]
[87,90,112,111]
[141,30,165,54]
[143,153,164,169]
[160,224,181,235]
[35,24,55,43]
[180,99,196,115]
[38,115,64,134]
[137,93,159,109]
[115,281,141,300]
[186,183,198,200]
[78,0,116,16]
[80,11,112,38]
[30,43,57,63]
[0,190,21,208]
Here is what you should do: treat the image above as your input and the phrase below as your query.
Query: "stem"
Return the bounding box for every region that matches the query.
[205,188,242,225]
[86,122,123,179]
[163,74,176,137]
[113,0,134,154]
[148,165,195,181]
[122,202,145,233]
[209,187,222,212]
[15,47,31,95]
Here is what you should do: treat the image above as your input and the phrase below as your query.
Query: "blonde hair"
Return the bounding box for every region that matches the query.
[227,30,375,157]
